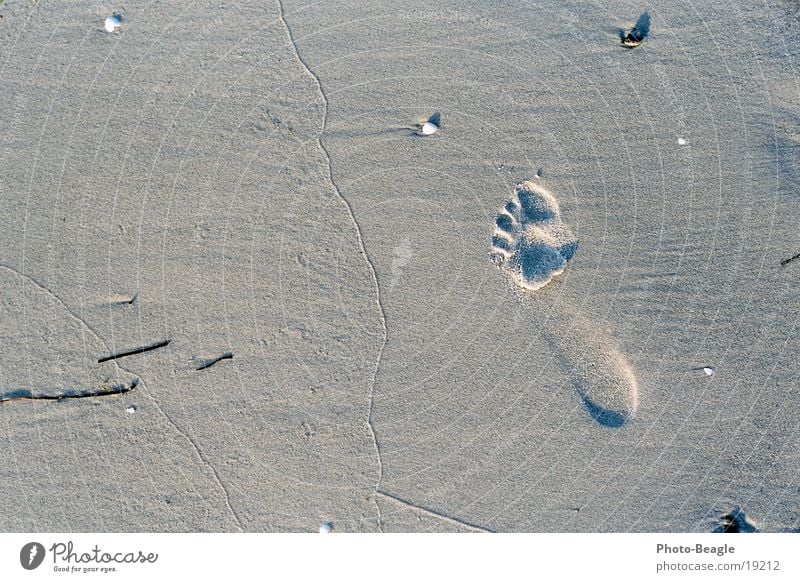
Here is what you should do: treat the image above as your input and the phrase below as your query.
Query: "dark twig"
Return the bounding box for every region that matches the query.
[192,352,234,371]
[97,339,171,363]
[621,12,650,48]
[1,378,139,403]
[780,252,800,267]
[109,292,137,306]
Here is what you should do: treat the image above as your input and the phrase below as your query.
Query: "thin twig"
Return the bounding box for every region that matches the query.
[192,352,234,371]
[1,379,139,403]
[780,252,800,267]
[97,339,171,363]
[108,292,137,306]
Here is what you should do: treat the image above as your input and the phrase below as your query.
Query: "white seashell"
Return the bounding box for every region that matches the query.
[319,522,333,533]
[126,405,137,413]
[677,138,687,145]
[104,15,122,33]
[421,121,438,136]
[703,367,714,376]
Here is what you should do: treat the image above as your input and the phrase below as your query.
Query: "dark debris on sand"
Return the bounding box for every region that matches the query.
[621,12,651,48]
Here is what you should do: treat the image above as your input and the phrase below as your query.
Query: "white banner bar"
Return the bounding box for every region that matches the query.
[1,534,796,581]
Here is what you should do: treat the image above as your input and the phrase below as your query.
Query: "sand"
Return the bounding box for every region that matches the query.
[1,0,798,532]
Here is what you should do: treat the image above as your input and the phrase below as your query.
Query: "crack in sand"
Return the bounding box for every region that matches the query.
[139,378,245,532]
[0,264,105,344]
[376,491,494,533]
[276,0,388,532]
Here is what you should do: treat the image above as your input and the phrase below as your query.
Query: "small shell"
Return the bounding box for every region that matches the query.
[126,405,137,413]
[319,522,333,533]
[104,15,122,33]
[677,138,687,145]
[703,367,714,376]
[421,121,438,136]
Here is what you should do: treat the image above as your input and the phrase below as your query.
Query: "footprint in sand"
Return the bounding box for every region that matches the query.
[491,181,578,290]
[491,181,638,427]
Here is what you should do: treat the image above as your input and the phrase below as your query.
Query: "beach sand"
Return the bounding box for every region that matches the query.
[1,0,798,532]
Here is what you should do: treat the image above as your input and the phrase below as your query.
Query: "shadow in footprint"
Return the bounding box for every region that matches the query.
[543,326,638,428]
[491,181,578,291]
[577,392,628,428]
[557,239,578,262]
